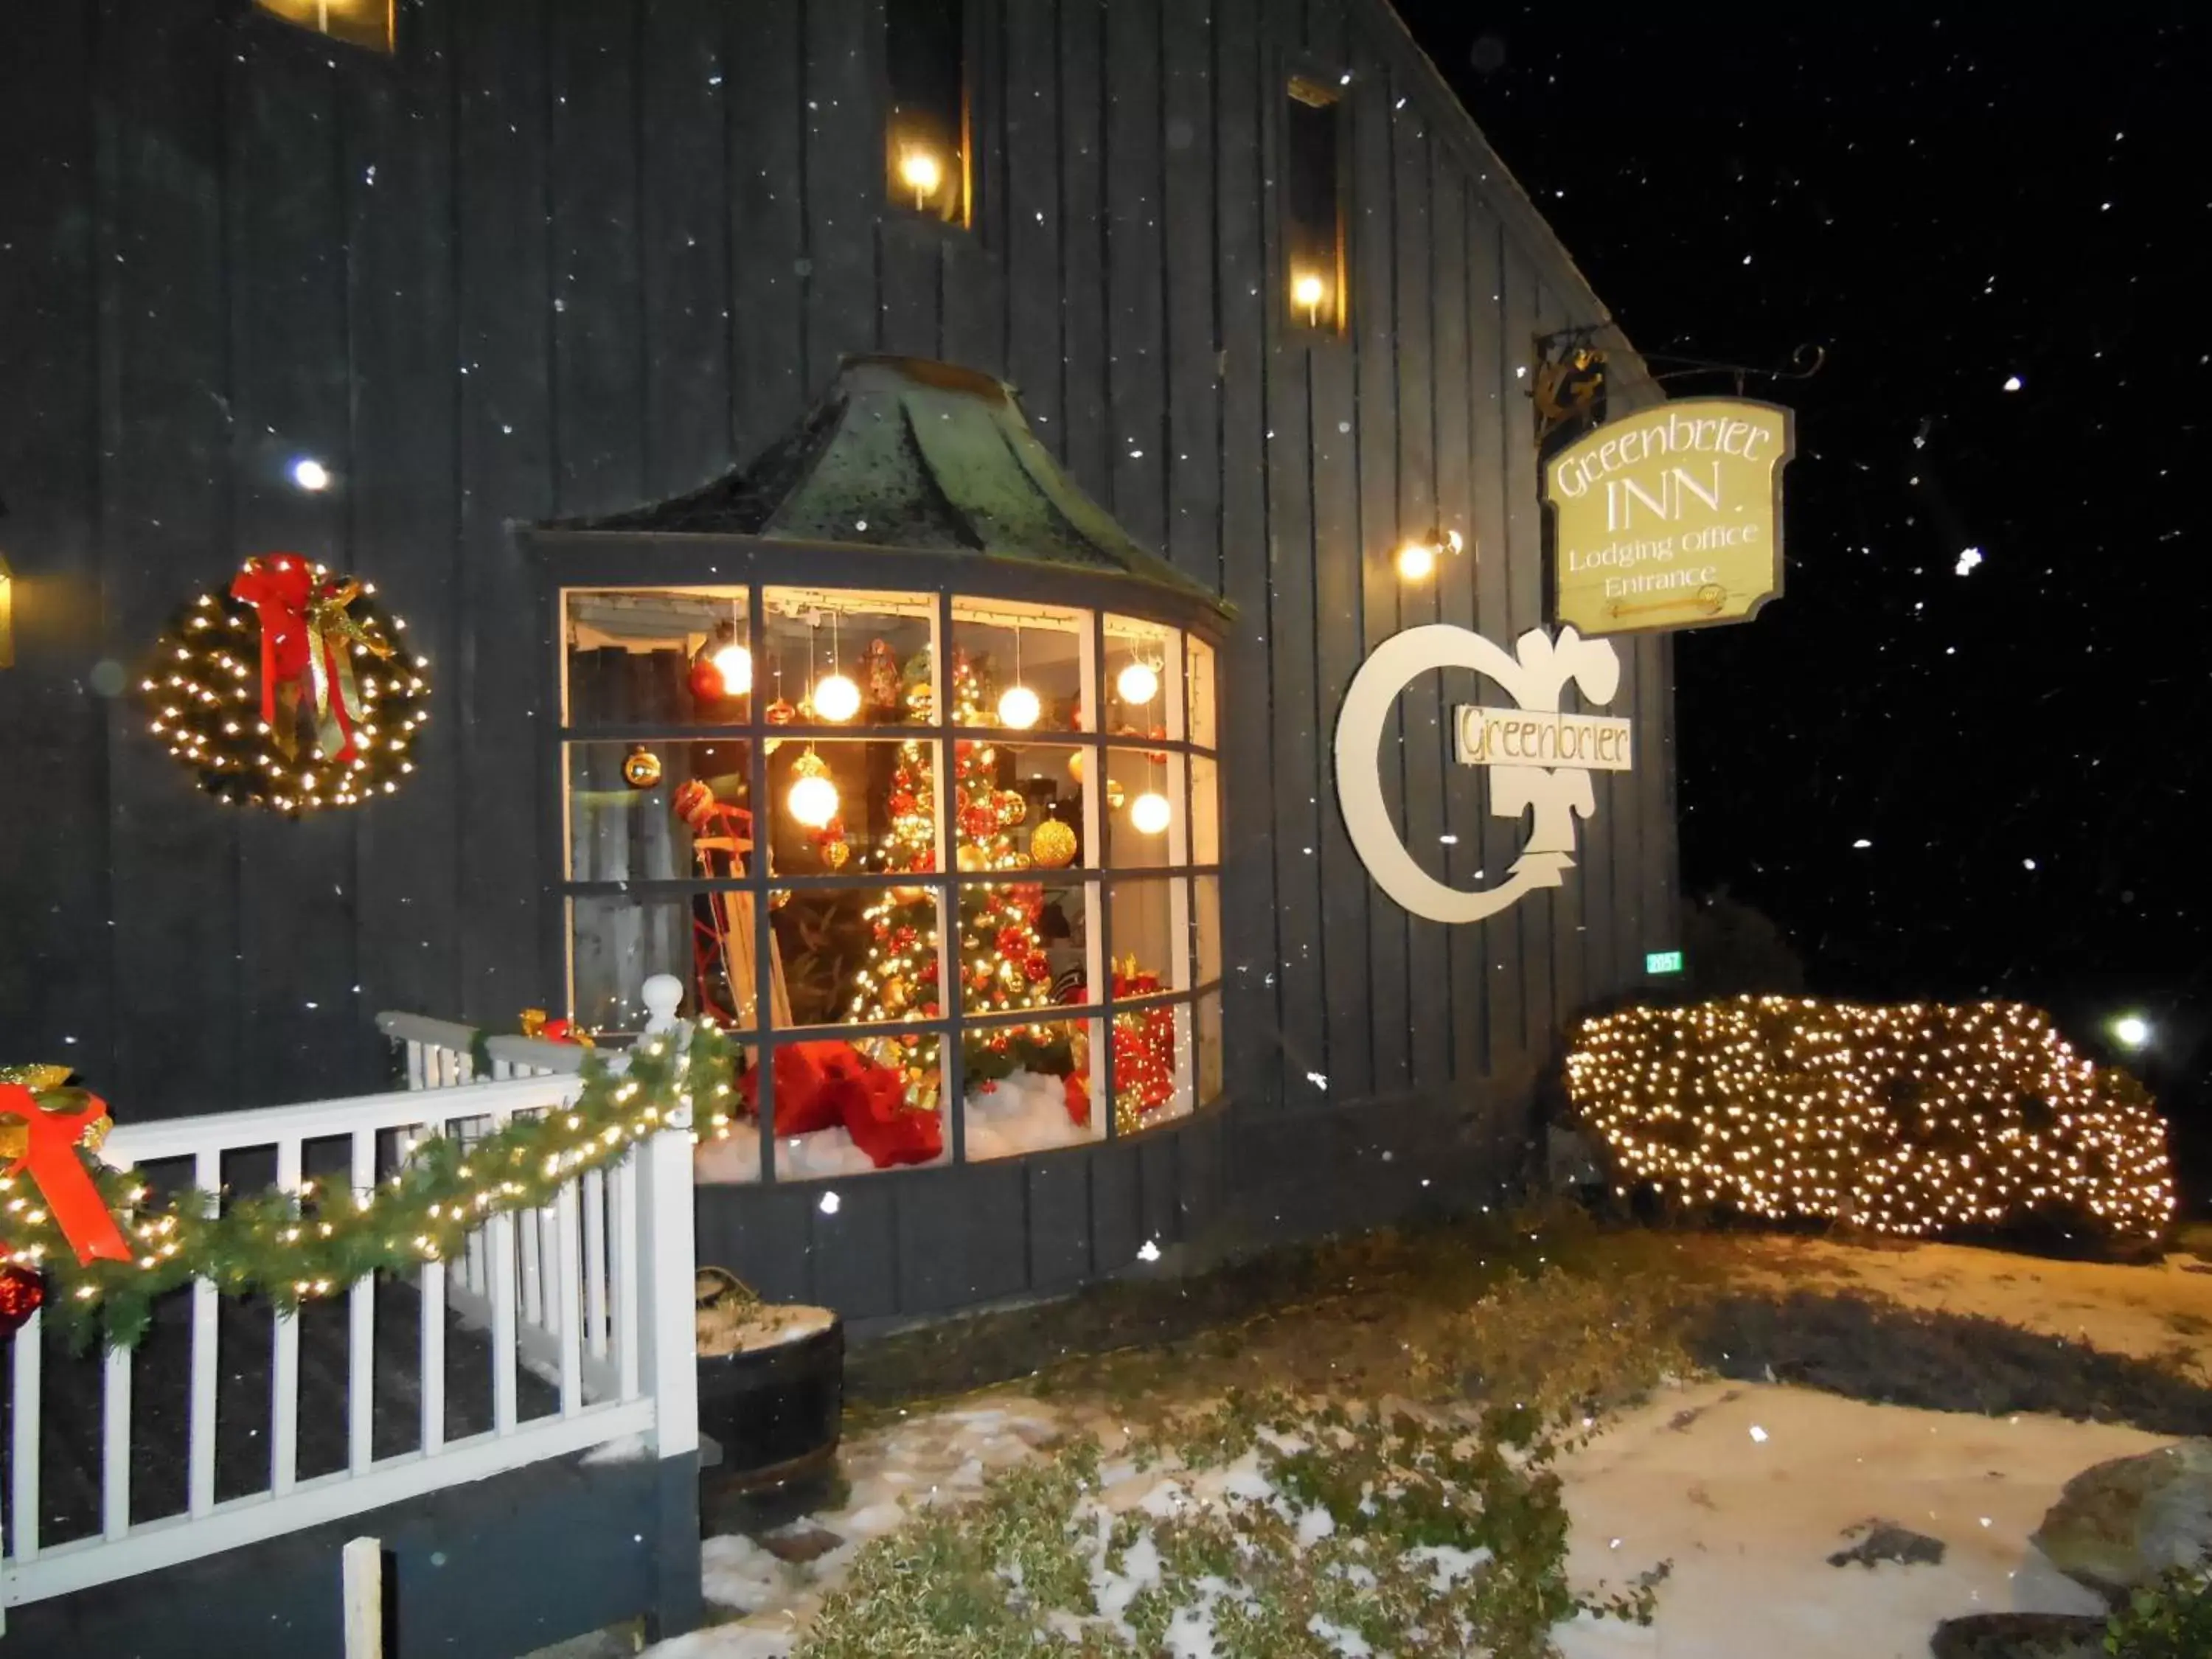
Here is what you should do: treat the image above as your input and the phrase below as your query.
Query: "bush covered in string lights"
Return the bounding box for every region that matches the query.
[1564,997,2175,1242]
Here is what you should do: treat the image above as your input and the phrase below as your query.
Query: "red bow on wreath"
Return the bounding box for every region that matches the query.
[229,554,394,765]
[0,1068,132,1267]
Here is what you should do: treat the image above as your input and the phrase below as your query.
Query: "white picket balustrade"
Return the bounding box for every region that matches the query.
[0,990,699,1617]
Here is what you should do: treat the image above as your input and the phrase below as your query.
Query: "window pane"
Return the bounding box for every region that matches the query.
[1111,1001,1193,1137]
[1185,634,1218,750]
[1197,992,1224,1107]
[964,738,1093,871]
[1189,753,1220,866]
[700,1034,947,1183]
[885,0,968,226]
[1106,878,1186,997]
[962,1014,1105,1161]
[566,588,750,726]
[1193,874,1221,988]
[771,883,945,1029]
[571,892,757,1034]
[765,738,940,877]
[950,600,1090,733]
[255,0,394,51]
[759,587,935,726]
[1105,615,1179,739]
[567,740,751,883]
[1105,747,1182,870]
[956,877,1094,1015]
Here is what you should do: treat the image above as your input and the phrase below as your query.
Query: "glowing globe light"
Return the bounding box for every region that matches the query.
[899,147,943,207]
[2111,1014,2152,1049]
[812,672,861,723]
[1116,661,1160,706]
[1129,790,1172,835]
[291,458,331,491]
[788,770,838,829]
[998,684,1041,729]
[711,641,753,697]
[1395,540,1436,581]
[1292,271,1327,326]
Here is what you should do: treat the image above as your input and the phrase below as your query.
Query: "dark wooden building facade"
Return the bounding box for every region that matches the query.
[1,0,1677,1318]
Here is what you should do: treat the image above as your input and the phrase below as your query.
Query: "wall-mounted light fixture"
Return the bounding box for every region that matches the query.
[1394,527,1465,584]
[0,552,15,668]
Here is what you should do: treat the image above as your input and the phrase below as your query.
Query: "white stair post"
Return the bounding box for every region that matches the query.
[635,974,698,1457]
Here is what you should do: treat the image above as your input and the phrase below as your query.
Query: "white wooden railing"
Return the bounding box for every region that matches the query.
[0,981,698,1624]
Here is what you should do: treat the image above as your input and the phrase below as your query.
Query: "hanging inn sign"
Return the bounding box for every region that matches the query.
[1545,397,1794,636]
[1335,624,1627,925]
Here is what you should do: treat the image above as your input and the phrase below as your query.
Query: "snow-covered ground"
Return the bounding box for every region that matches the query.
[1551,1379,2155,1659]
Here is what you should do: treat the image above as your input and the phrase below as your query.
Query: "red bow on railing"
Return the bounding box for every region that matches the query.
[229,554,392,765]
[0,1073,132,1267]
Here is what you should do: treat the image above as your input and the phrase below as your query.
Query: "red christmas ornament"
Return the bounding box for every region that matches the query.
[687,659,728,704]
[0,1264,44,1339]
[960,804,997,841]
[919,961,939,984]
[1024,952,1051,984]
[995,925,1029,959]
[889,790,917,817]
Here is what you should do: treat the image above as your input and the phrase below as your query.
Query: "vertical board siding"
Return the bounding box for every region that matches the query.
[1211,0,1281,1111]
[347,0,465,1042]
[453,0,555,1029]
[3,0,1678,1269]
[1103,0,1167,554]
[100,0,243,1113]
[1350,38,1406,1099]
[727,0,806,466]
[229,33,363,1107]
[640,0,735,501]
[0,4,111,1091]
[1532,282,1585,1037]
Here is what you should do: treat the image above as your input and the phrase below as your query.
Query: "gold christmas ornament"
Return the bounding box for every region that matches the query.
[1106,779,1127,811]
[995,789,1027,827]
[621,746,663,790]
[822,838,852,871]
[1030,818,1077,869]
[956,842,987,872]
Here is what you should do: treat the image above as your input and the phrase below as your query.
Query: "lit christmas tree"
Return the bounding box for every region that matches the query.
[848,650,1071,1093]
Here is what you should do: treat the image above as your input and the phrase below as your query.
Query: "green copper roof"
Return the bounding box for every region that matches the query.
[580,356,1221,609]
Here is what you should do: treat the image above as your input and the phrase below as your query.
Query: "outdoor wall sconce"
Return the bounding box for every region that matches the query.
[1292,271,1329,329]
[0,552,14,668]
[1394,527,1464,583]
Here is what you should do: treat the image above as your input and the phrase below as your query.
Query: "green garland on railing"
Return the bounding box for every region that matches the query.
[1,1023,734,1353]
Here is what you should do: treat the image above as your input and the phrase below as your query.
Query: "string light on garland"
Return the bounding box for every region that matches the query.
[141,554,431,815]
[1,1026,731,1352]
[1564,996,2175,1241]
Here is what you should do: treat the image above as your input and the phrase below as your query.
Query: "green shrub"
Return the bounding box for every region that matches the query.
[2107,1566,2212,1658]
[1565,997,2174,1242]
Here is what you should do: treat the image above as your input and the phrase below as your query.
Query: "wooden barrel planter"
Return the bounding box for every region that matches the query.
[695,1268,844,1491]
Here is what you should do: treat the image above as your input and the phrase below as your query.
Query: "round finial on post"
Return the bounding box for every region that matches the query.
[641,975,684,1034]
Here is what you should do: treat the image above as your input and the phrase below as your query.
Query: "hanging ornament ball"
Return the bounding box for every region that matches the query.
[813,673,862,723]
[1031,818,1078,868]
[882,976,910,1014]
[143,556,432,816]
[787,750,839,829]
[622,747,664,790]
[1025,951,1051,984]
[891,883,930,904]
[995,789,1028,827]
[766,697,796,726]
[710,639,753,698]
[1116,661,1161,706]
[1130,790,1173,835]
[960,802,998,842]
[1066,751,1085,783]
[0,1264,44,1340]
[998,684,1042,730]
[687,658,728,704]
[822,837,852,871]
[995,925,1029,958]
[1106,779,1127,811]
[956,842,988,872]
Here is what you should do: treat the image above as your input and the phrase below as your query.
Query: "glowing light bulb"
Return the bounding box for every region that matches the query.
[1396,540,1437,581]
[291,458,330,491]
[1116,661,1160,705]
[787,751,838,828]
[1292,271,1326,325]
[711,642,753,696]
[998,684,1041,729]
[900,147,943,207]
[1130,790,1172,835]
[2111,1014,2151,1049]
[813,672,861,723]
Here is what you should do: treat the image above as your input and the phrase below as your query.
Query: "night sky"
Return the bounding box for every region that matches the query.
[1401,3,2209,1144]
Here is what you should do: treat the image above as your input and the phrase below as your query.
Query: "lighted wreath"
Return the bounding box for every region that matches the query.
[141,554,431,814]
